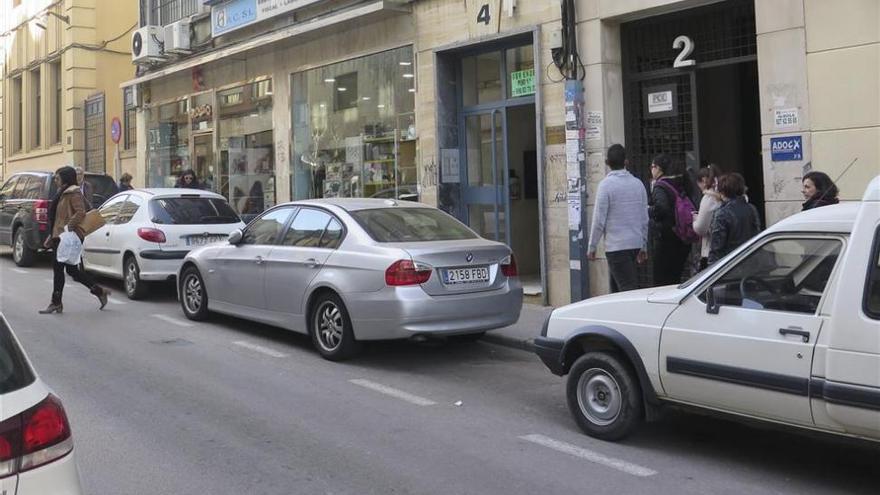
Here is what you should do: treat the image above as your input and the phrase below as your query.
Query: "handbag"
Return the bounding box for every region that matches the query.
[80,209,106,237]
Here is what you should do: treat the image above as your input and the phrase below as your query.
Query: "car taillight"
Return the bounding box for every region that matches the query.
[0,395,73,478]
[34,200,49,224]
[501,254,518,278]
[385,260,432,286]
[137,227,166,243]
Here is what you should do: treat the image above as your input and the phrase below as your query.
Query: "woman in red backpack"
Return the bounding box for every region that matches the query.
[649,154,695,286]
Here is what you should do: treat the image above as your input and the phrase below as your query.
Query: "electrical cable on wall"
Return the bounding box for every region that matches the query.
[551,0,585,81]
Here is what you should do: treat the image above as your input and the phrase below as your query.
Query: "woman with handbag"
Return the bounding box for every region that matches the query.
[39,166,110,314]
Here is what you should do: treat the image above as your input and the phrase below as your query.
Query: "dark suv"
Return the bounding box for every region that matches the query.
[0,171,118,266]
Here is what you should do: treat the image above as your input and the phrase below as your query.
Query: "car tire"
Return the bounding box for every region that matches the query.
[123,255,148,300]
[310,293,361,361]
[566,352,643,441]
[180,266,209,321]
[12,229,35,267]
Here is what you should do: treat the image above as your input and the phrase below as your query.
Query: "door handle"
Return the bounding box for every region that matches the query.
[255,255,264,265]
[779,327,810,343]
[305,257,319,268]
[105,231,110,237]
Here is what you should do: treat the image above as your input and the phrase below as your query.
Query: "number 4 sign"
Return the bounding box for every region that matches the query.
[467,0,500,37]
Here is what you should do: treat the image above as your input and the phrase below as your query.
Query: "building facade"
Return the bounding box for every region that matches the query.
[0,0,139,182]
[127,0,879,307]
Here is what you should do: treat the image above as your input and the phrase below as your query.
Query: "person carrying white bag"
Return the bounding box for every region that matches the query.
[38,166,110,314]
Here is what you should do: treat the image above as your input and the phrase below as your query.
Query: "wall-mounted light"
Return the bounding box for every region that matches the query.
[402,74,414,79]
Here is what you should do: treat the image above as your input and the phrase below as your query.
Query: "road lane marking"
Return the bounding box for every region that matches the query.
[232,341,288,358]
[11,268,29,274]
[519,434,657,477]
[349,379,437,406]
[107,296,127,305]
[151,314,194,327]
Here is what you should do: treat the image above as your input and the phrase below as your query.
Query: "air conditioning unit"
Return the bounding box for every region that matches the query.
[132,25,165,64]
[164,20,191,54]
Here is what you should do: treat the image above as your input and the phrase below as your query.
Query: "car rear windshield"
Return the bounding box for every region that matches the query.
[150,197,241,225]
[0,317,36,394]
[351,208,477,242]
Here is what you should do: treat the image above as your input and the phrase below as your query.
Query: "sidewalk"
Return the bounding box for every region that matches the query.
[482,303,553,352]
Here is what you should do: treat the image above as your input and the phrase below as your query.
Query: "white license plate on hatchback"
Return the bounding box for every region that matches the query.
[442,267,490,285]
[185,235,226,246]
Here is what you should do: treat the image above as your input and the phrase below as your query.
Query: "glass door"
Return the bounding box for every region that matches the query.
[462,109,510,244]
[192,133,214,191]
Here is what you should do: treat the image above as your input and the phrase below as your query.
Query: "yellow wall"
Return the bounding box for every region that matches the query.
[1,0,137,181]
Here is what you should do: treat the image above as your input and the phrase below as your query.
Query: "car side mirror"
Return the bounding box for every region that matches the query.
[705,286,720,315]
[228,229,243,245]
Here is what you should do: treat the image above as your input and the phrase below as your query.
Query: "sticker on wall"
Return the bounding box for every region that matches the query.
[770,136,803,162]
[440,148,460,183]
[586,111,603,140]
[510,69,535,98]
[774,108,799,129]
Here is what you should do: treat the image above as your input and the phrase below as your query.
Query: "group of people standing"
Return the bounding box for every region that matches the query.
[589,144,841,293]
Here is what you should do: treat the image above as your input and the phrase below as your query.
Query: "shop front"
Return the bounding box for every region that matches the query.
[290,46,417,202]
[144,78,276,216]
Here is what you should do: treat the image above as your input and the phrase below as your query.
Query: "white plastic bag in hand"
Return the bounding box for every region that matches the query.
[56,230,83,265]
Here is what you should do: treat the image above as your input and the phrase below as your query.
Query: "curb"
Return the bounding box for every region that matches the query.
[482,332,537,353]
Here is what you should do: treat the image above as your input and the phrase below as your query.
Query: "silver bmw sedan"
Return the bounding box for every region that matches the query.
[177,199,523,360]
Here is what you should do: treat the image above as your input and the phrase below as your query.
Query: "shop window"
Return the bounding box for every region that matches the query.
[84,94,105,173]
[124,87,137,150]
[292,46,417,203]
[11,76,22,152]
[218,80,275,216]
[147,99,190,187]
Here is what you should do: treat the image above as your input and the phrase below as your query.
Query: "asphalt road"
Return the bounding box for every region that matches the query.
[0,252,877,494]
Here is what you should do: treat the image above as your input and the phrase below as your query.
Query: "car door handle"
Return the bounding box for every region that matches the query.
[779,327,810,343]
[105,231,110,237]
[305,257,319,268]
[255,256,264,265]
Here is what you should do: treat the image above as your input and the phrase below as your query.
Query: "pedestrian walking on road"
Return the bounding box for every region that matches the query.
[692,164,723,271]
[39,166,110,314]
[118,172,134,191]
[801,171,840,211]
[648,153,695,286]
[175,169,203,189]
[588,144,649,293]
[708,173,761,265]
[74,166,93,211]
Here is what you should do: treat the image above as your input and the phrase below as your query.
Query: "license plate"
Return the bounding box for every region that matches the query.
[442,267,490,285]
[185,235,226,246]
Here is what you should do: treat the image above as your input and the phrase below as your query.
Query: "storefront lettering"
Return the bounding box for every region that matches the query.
[188,104,213,120]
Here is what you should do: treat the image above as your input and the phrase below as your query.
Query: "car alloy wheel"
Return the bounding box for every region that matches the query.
[13,233,23,263]
[183,272,203,315]
[12,230,34,267]
[577,368,623,427]
[314,301,343,353]
[125,260,139,297]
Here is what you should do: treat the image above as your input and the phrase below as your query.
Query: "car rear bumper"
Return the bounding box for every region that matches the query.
[345,284,523,340]
[16,448,83,494]
[534,336,566,375]
[137,253,186,281]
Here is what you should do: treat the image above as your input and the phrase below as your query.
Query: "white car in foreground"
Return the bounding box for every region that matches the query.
[83,189,245,299]
[536,176,880,443]
[0,314,82,493]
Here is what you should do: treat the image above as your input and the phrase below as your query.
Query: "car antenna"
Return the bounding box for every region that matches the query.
[813,157,858,204]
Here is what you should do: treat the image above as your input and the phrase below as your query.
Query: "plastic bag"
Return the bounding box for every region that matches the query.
[56,230,83,265]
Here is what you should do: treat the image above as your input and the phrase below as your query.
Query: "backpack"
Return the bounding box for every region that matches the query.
[655,179,701,244]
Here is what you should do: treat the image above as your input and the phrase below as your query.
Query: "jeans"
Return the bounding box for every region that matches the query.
[52,259,97,304]
[606,249,640,293]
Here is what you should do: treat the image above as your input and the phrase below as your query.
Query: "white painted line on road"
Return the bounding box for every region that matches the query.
[232,341,288,358]
[151,314,194,327]
[519,434,657,477]
[11,268,29,274]
[349,379,437,406]
[107,296,127,305]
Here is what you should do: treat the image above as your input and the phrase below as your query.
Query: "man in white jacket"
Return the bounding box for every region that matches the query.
[588,144,649,293]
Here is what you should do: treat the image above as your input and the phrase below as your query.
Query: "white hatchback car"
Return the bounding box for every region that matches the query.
[83,189,245,299]
[0,314,82,493]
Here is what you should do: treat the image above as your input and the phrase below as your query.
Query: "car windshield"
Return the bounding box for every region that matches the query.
[0,316,36,394]
[151,197,241,225]
[85,175,119,207]
[351,208,477,242]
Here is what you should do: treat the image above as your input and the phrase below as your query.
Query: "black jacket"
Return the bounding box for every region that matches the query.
[802,195,839,211]
[708,196,761,264]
